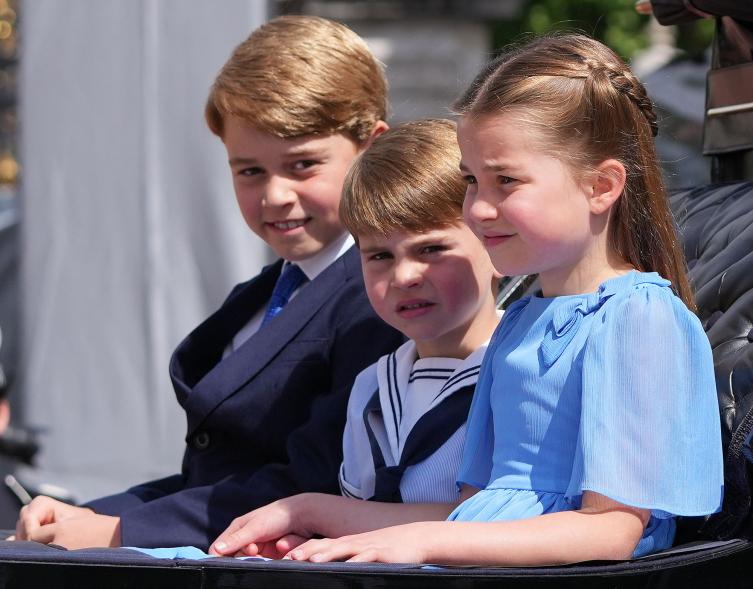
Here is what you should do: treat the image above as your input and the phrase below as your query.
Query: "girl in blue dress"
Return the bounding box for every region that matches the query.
[212,33,724,565]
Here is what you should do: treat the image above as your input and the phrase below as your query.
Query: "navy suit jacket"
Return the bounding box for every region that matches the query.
[87,246,404,550]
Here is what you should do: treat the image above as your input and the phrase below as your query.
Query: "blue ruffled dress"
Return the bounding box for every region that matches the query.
[448,271,723,557]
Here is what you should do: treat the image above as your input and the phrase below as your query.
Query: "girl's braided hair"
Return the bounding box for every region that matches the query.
[455,33,694,310]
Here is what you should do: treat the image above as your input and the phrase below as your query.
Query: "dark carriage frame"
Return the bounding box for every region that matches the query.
[0,538,751,589]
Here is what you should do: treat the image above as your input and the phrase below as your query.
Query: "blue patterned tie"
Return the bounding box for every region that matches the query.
[261,263,308,326]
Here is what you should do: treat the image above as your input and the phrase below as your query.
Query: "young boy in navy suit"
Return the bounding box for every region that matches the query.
[210,120,501,559]
[15,15,403,551]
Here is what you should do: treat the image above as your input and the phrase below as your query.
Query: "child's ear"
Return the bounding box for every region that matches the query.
[588,159,626,215]
[360,121,389,152]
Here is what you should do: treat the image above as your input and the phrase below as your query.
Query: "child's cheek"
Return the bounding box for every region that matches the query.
[441,275,473,314]
[364,277,390,322]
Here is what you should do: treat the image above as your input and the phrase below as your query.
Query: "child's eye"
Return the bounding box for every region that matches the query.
[463,175,477,185]
[292,160,319,172]
[421,245,447,255]
[367,252,392,262]
[498,175,516,185]
[238,166,263,177]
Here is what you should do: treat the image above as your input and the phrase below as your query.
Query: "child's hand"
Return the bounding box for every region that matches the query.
[15,497,121,549]
[285,523,431,564]
[15,496,96,542]
[28,514,121,549]
[210,494,313,557]
[231,533,309,559]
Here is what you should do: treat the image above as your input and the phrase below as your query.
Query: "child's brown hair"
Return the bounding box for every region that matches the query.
[456,33,695,310]
[205,15,387,143]
[340,119,465,242]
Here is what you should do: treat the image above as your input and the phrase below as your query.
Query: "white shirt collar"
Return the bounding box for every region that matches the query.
[289,232,354,281]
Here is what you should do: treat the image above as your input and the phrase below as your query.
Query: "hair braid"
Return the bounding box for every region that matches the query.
[455,33,695,310]
[582,57,659,137]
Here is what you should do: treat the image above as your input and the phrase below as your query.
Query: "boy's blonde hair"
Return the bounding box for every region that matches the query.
[205,15,386,143]
[340,119,465,242]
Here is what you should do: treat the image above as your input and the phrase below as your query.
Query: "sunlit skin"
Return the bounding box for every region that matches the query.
[11,120,389,550]
[208,115,649,565]
[358,224,499,359]
[209,223,500,559]
[224,117,386,261]
[208,119,650,565]
[458,113,632,297]
[13,499,120,549]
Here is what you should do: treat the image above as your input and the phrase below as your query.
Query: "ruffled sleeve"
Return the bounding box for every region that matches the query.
[566,284,723,517]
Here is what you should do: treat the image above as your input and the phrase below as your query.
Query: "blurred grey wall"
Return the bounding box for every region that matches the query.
[351,20,490,123]
[18,1,269,500]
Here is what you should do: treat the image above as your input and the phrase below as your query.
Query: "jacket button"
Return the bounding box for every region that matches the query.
[193,431,210,450]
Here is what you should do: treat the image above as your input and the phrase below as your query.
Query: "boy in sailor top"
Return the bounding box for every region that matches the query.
[211,119,502,558]
[338,324,489,504]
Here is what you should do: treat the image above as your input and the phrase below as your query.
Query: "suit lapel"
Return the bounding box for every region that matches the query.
[170,260,281,404]
[183,247,359,434]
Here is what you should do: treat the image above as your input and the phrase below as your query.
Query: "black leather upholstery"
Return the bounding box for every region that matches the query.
[670,181,753,540]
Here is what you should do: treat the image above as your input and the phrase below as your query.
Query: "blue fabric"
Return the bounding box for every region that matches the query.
[128,546,218,560]
[128,546,270,561]
[262,263,307,326]
[449,271,723,558]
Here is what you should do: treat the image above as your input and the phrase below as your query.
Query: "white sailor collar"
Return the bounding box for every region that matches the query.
[375,339,489,465]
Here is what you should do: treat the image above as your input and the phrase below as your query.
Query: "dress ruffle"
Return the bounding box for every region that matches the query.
[448,487,571,522]
[452,271,722,559]
[448,486,676,558]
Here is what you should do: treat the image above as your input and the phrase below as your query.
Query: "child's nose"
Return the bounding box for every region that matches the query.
[464,191,498,224]
[263,176,297,206]
[392,260,423,289]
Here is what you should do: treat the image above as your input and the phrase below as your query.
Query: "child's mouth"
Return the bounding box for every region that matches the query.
[483,233,514,247]
[397,300,435,317]
[268,219,309,231]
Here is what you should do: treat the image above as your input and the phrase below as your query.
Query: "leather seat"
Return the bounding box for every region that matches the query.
[669,181,753,541]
